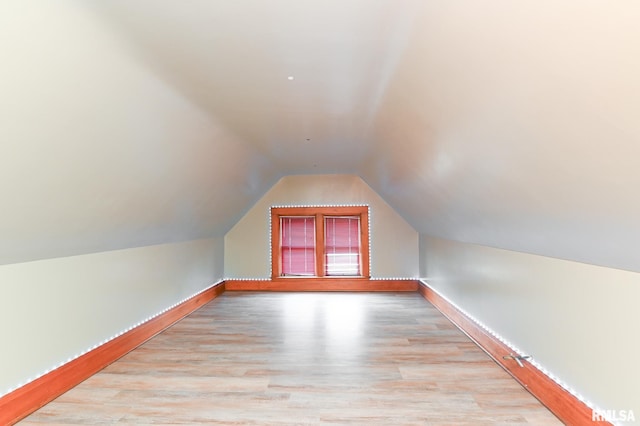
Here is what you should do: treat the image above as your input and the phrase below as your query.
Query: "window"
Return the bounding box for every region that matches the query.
[324,216,360,276]
[271,206,370,279]
[280,216,316,276]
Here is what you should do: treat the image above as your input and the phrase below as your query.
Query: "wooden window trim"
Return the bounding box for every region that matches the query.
[271,206,370,280]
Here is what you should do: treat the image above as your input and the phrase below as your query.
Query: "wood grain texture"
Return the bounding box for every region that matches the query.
[417,281,607,426]
[0,282,225,426]
[21,292,560,425]
[225,278,418,291]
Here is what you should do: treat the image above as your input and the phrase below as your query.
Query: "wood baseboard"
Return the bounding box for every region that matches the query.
[225,278,418,291]
[417,281,608,426]
[0,282,226,426]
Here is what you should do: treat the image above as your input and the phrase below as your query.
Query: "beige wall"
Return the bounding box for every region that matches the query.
[420,235,640,422]
[225,175,419,278]
[0,238,223,397]
[0,1,277,266]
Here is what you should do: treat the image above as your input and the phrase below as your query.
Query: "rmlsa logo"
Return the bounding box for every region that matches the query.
[592,409,635,422]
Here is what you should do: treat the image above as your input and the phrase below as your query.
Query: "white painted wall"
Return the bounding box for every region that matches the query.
[364,2,640,275]
[0,1,277,266]
[0,238,224,397]
[225,175,419,279]
[420,235,640,424]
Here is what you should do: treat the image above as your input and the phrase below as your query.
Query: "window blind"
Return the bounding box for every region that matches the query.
[324,216,361,276]
[280,216,316,276]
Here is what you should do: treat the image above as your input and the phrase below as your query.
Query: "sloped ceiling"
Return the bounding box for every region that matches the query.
[3,1,640,271]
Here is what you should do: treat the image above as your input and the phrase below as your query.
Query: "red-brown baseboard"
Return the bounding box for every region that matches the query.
[225,278,419,291]
[417,281,607,426]
[0,282,226,426]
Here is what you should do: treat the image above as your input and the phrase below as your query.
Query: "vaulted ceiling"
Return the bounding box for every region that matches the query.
[2,1,640,271]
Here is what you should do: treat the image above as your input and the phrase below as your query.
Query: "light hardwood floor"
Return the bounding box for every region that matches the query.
[21,292,561,425]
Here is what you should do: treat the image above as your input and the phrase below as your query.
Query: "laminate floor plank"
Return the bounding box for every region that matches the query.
[21,292,561,425]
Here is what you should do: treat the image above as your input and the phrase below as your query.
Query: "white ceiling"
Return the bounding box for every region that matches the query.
[2,1,640,271]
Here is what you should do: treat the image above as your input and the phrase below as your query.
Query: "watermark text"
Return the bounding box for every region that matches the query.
[592,409,635,422]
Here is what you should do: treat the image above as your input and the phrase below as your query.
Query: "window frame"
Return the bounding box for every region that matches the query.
[271,206,370,279]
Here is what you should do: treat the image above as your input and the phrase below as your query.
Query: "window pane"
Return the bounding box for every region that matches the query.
[324,216,361,276]
[280,216,316,276]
